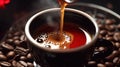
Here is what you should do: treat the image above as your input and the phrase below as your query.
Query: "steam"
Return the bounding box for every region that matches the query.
[32,0,59,11]
[46,16,59,30]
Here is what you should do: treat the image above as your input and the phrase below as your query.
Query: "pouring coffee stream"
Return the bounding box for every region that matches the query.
[58,0,75,36]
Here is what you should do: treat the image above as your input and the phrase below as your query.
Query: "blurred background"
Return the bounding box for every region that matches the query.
[0,0,120,40]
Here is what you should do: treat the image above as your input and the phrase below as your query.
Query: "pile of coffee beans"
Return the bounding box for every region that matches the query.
[86,12,120,67]
[0,9,120,67]
[0,30,34,67]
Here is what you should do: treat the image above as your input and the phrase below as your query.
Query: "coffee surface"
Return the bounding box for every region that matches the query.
[35,23,91,49]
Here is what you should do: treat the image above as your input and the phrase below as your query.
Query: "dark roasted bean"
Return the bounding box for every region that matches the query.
[19,61,27,67]
[14,40,21,45]
[107,32,114,36]
[0,61,11,67]
[98,47,107,52]
[27,53,32,59]
[105,62,113,67]
[113,32,120,42]
[27,62,34,67]
[113,57,120,66]
[0,54,7,60]
[106,50,120,60]
[20,35,26,41]
[99,30,107,36]
[105,36,114,41]
[16,62,24,67]
[1,42,14,50]
[7,51,15,58]
[6,39,13,43]
[15,46,28,52]
[114,42,120,48]
[97,63,106,67]
[87,61,96,66]
[105,25,116,31]
[20,56,27,61]
[0,51,2,54]
[12,60,17,67]
[15,46,28,55]
[105,19,115,25]
[98,24,105,30]
[13,36,20,40]
[14,32,21,36]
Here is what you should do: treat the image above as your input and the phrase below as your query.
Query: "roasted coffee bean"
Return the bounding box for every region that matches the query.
[1,42,14,50]
[106,50,120,60]
[14,32,21,36]
[105,25,116,31]
[105,36,114,41]
[20,56,27,61]
[87,61,96,66]
[27,53,32,59]
[20,35,26,41]
[105,19,115,25]
[0,61,11,67]
[107,32,114,36]
[19,61,27,67]
[113,57,120,65]
[98,24,105,30]
[7,51,15,58]
[114,42,120,48]
[0,54,7,60]
[12,60,17,67]
[0,51,2,54]
[97,63,106,67]
[113,32,120,42]
[98,46,107,52]
[13,36,20,40]
[27,62,34,67]
[96,19,102,24]
[105,62,114,67]
[6,39,13,43]
[13,40,21,45]
[99,30,107,36]
[16,62,24,67]
[15,46,28,55]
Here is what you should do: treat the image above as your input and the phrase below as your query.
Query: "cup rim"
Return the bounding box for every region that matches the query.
[25,8,99,53]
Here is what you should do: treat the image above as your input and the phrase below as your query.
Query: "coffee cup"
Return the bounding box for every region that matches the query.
[25,8,99,67]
